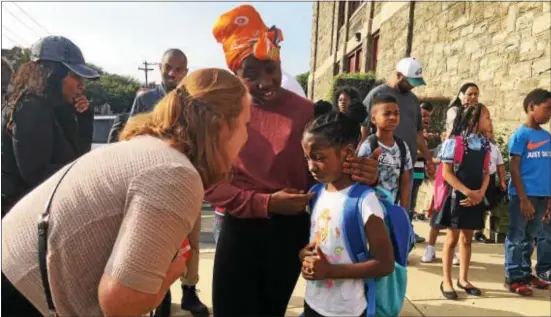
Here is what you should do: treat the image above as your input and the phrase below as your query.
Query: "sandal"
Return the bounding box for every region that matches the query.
[506,282,533,296]
[440,282,458,300]
[457,281,482,296]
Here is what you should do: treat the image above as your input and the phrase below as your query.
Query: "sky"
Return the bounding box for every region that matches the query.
[1,1,313,84]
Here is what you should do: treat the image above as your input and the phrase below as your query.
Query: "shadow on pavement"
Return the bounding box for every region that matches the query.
[411,300,529,316]
[412,259,551,302]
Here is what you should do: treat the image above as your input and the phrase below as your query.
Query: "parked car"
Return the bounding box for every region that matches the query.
[92,115,116,150]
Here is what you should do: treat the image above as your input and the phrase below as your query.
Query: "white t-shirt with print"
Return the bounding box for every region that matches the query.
[357,140,413,203]
[305,185,385,317]
[489,143,504,175]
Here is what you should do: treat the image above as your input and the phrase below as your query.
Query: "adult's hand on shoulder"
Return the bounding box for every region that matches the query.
[268,188,315,215]
[343,148,382,186]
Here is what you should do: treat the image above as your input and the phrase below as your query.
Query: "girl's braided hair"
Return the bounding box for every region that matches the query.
[304,111,361,148]
[450,103,491,153]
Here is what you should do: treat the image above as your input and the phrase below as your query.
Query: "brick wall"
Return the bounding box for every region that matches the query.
[374,3,411,80]
[309,1,337,100]
[410,2,551,131]
[310,2,550,131]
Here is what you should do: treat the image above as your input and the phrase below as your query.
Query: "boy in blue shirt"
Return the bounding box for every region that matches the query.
[505,88,551,296]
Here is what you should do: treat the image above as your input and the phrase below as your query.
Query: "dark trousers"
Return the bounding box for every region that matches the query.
[212,212,310,317]
[153,291,171,317]
[1,272,42,317]
[304,300,365,317]
[409,178,424,224]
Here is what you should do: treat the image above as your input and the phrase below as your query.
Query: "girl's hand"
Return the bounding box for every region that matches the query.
[301,246,332,280]
[299,242,317,262]
[464,189,484,205]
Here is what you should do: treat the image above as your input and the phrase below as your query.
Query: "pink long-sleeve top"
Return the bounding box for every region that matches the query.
[205,90,314,218]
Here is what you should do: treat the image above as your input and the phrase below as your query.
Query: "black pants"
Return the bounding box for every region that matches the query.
[410,178,423,217]
[304,300,366,317]
[1,272,42,317]
[212,212,310,317]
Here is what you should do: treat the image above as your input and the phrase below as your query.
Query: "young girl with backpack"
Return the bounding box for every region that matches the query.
[435,103,493,300]
[299,112,396,317]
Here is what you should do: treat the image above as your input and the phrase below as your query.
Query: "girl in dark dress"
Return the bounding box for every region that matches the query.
[436,103,493,300]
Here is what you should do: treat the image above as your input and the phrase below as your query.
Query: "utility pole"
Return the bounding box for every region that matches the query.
[138,61,157,87]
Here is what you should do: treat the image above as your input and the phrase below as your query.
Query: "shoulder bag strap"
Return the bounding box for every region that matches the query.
[38,160,78,317]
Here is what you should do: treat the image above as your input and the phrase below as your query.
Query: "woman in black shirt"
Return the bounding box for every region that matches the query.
[1,36,99,217]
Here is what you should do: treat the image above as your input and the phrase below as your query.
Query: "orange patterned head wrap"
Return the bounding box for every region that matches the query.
[213,5,284,72]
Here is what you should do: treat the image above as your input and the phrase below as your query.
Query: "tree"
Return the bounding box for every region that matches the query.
[84,73,140,114]
[295,72,309,96]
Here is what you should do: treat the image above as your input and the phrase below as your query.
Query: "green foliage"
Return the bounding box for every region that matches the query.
[295,72,309,96]
[325,72,382,104]
[84,73,140,114]
[494,128,512,177]
[419,97,451,149]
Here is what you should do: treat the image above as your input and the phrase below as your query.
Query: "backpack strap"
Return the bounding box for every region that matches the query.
[394,136,407,176]
[367,134,379,155]
[453,136,465,168]
[307,183,324,215]
[393,136,408,205]
[341,183,377,317]
[483,150,491,173]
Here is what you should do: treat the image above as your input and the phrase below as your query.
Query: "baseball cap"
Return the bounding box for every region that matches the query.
[30,36,100,79]
[396,57,425,87]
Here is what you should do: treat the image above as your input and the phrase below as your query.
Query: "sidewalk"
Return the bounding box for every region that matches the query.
[168,212,551,316]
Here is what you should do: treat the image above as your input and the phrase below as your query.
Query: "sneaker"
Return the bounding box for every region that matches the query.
[474,232,485,242]
[415,233,426,244]
[505,279,533,296]
[421,246,436,263]
[535,271,551,287]
[181,285,209,317]
[452,253,460,266]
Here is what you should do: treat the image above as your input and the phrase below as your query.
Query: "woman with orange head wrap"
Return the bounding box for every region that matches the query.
[206,5,381,317]
[208,5,315,317]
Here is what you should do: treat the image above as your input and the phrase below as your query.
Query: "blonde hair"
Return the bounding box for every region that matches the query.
[120,68,248,188]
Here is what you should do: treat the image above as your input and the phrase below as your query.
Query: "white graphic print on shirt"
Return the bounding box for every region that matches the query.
[305,185,384,317]
[357,141,413,202]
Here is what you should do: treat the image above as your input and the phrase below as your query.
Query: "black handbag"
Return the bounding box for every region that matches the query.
[37,160,78,317]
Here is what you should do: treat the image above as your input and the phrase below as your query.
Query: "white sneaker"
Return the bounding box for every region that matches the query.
[453,252,460,266]
[421,245,436,263]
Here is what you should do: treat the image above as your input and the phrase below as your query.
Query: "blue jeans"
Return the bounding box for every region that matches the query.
[537,216,551,275]
[505,195,550,282]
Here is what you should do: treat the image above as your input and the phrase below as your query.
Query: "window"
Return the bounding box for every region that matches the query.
[347,47,363,73]
[337,1,346,29]
[371,32,380,72]
[348,1,362,19]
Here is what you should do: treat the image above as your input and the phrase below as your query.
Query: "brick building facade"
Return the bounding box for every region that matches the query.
[308,1,550,131]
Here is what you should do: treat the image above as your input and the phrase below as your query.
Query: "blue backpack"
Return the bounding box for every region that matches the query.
[306,183,414,317]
